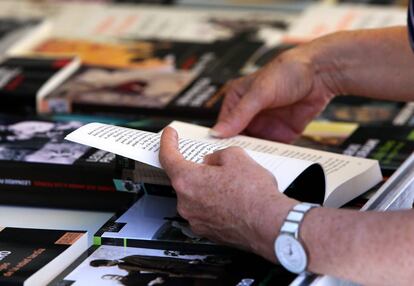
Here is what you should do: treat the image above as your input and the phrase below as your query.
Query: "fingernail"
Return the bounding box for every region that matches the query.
[209,129,221,138]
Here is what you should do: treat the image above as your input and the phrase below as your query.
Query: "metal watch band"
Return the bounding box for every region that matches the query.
[279,202,320,239]
[275,202,321,274]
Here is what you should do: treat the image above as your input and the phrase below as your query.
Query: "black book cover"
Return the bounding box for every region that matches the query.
[340,125,414,176]
[0,57,76,114]
[0,114,139,210]
[318,95,406,125]
[0,227,87,286]
[44,38,261,121]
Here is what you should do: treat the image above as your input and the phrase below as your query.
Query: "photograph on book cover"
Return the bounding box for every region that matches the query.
[0,119,89,164]
[31,38,175,70]
[47,67,196,109]
[318,96,405,125]
[62,245,239,286]
[96,194,213,247]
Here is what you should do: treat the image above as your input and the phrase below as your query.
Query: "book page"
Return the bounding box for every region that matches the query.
[168,121,382,207]
[65,122,317,192]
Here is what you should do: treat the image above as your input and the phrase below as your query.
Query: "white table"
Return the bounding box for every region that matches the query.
[0,205,113,245]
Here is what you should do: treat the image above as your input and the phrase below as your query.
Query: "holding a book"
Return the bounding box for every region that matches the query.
[158,26,414,286]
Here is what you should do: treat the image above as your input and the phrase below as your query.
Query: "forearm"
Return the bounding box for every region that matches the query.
[254,200,414,285]
[301,208,414,285]
[304,26,414,101]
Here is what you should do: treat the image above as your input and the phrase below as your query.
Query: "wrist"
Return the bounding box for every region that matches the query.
[305,31,353,98]
[248,195,298,262]
[306,28,406,98]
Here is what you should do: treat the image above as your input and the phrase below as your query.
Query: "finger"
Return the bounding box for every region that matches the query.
[204,147,250,166]
[211,76,255,137]
[216,90,235,124]
[212,89,264,138]
[159,127,191,178]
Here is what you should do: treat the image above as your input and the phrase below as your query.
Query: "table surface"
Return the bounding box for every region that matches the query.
[0,205,113,245]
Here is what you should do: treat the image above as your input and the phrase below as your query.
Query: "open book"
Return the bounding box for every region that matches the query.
[65,121,383,207]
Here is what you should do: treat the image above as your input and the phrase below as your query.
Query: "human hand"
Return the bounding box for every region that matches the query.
[212,43,337,143]
[159,127,298,262]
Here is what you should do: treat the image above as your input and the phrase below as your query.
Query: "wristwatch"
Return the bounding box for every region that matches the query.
[274,202,320,274]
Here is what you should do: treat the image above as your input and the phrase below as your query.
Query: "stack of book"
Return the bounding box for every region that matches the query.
[0,1,411,285]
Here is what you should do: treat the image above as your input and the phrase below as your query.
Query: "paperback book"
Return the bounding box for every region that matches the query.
[341,125,414,176]
[0,115,139,210]
[94,193,222,252]
[0,18,43,55]
[66,121,383,208]
[56,244,275,286]
[293,120,359,153]
[37,36,262,121]
[0,227,87,286]
[0,56,80,114]
[318,95,406,125]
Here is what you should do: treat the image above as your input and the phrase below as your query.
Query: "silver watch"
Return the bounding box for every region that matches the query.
[274,202,320,274]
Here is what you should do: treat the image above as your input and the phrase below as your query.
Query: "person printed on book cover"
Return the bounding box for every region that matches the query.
[0,120,88,164]
[153,216,211,244]
[158,3,414,285]
[89,253,231,285]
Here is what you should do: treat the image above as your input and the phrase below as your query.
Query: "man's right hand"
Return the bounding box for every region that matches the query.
[211,41,338,143]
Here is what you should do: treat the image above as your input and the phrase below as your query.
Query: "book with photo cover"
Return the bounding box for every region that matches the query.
[38,37,261,121]
[93,193,226,252]
[54,244,278,286]
[318,95,406,125]
[0,227,87,286]
[0,114,139,211]
[341,125,414,176]
[293,120,359,153]
[0,56,80,115]
[66,120,383,208]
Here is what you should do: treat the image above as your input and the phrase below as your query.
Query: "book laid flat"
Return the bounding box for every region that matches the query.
[66,121,382,208]
[0,227,87,286]
[0,115,139,210]
[94,193,220,252]
[34,38,261,121]
[341,125,414,176]
[57,244,276,286]
[0,56,80,114]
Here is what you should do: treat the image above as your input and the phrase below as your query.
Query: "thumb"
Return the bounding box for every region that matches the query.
[211,90,263,138]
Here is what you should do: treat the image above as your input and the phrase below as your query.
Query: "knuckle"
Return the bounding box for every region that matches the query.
[176,202,190,220]
[170,175,186,192]
[219,146,248,163]
[203,153,212,163]
[226,146,245,156]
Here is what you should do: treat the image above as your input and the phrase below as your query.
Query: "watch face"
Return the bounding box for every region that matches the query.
[275,234,307,274]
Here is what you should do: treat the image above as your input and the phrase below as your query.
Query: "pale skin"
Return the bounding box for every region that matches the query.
[159,26,414,285]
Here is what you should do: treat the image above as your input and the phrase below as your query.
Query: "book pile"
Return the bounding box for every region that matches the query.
[0,0,410,285]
